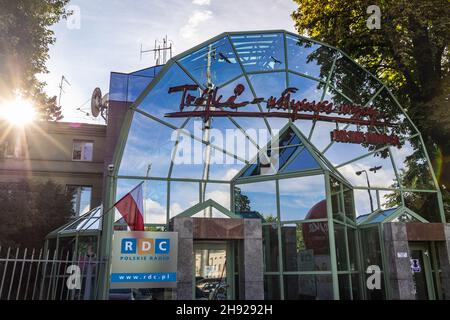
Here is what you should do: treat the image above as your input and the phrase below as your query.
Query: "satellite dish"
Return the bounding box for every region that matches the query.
[91,87,102,117]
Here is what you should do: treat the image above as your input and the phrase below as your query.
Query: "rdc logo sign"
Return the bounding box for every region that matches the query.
[121,238,170,255]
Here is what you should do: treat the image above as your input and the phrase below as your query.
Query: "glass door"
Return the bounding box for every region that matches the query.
[409,243,435,300]
[194,242,234,300]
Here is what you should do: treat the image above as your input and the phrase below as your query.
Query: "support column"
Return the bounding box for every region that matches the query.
[172,217,194,300]
[239,219,264,300]
[383,223,415,300]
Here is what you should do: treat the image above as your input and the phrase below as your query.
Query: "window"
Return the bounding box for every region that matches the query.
[1,133,23,159]
[72,140,93,161]
[67,185,92,216]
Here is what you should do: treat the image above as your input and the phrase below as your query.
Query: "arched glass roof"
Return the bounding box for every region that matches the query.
[112,30,443,224]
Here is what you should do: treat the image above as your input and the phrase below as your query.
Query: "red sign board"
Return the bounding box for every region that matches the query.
[166,84,401,147]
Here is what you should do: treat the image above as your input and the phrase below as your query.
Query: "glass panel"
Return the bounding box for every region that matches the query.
[231,33,285,73]
[283,275,333,300]
[338,274,352,300]
[330,178,344,222]
[195,247,229,300]
[281,147,320,173]
[207,154,247,181]
[343,187,356,220]
[351,273,362,300]
[279,175,326,221]
[118,112,175,177]
[354,189,374,216]
[262,224,280,272]
[282,222,331,272]
[127,75,153,102]
[360,227,382,268]
[334,223,348,271]
[179,36,242,88]
[116,179,167,224]
[264,275,281,300]
[402,191,441,222]
[204,183,231,210]
[131,65,162,77]
[367,88,416,137]
[169,182,199,218]
[234,181,277,221]
[136,63,197,127]
[389,136,436,190]
[286,35,338,80]
[379,189,401,211]
[288,72,324,101]
[109,72,128,102]
[248,72,286,103]
[337,152,398,189]
[347,228,358,271]
[329,55,382,106]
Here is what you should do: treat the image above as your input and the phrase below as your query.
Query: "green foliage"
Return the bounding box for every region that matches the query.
[292,0,450,154]
[233,187,251,212]
[292,0,450,221]
[0,179,74,248]
[0,0,70,121]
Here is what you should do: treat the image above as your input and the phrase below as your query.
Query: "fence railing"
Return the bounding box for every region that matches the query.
[0,246,105,300]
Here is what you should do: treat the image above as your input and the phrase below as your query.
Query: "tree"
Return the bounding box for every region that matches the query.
[0,0,71,121]
[292,0,450,220]
[0,179,74,248]
[233,187,251,212]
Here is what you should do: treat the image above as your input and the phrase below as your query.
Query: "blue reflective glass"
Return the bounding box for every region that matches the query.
[286,35,338,80]
[282,148,320,173]
[241,163,258,177]
[109,73,128,102]
[118,112,175,177]
[248,72,287,101]
[136,63,197,127]
[279,146,298,167]
[127,75,153,102]
[131,65,163,77]
[288,73,324,102]
[231,33,285,72]
[178,36,242,87]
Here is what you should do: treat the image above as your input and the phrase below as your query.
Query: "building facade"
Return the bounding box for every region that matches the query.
[44,30,450,300]
[0,120,106,216]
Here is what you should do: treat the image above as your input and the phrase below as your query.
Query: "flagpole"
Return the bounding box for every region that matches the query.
[144,163,152,229]
[83,181,145,231]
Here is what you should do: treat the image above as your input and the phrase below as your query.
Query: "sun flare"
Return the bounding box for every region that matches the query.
[0,95,36,126]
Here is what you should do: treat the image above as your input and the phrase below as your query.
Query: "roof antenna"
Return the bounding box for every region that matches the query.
[140,35,174,66]
[58,75,71,109]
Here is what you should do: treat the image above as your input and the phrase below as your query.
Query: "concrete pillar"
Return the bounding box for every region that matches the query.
[239,219,264,300]
[383,223,415,300]
[172,217,194,300]
[437,224,450,299]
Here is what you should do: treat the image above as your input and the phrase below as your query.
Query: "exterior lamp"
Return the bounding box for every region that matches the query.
[355,166,383,213]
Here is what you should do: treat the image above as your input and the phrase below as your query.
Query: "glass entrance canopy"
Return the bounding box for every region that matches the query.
[107,30,445,299]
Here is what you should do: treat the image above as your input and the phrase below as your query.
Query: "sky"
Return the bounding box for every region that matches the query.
[39,0,298,123]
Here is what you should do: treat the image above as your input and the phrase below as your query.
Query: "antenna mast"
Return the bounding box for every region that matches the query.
[58,75,71,109]
[140,35,173,65]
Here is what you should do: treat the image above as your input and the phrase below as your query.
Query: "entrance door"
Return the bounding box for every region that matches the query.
[194,242,234,300]
[409,243,435,300]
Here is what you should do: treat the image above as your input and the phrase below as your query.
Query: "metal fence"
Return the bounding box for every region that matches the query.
[0,246,105,300]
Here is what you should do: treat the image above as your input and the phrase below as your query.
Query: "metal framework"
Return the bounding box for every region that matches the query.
[98,30,445,300]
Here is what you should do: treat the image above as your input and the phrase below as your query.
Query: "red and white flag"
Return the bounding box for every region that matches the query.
[114,182,145,231]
